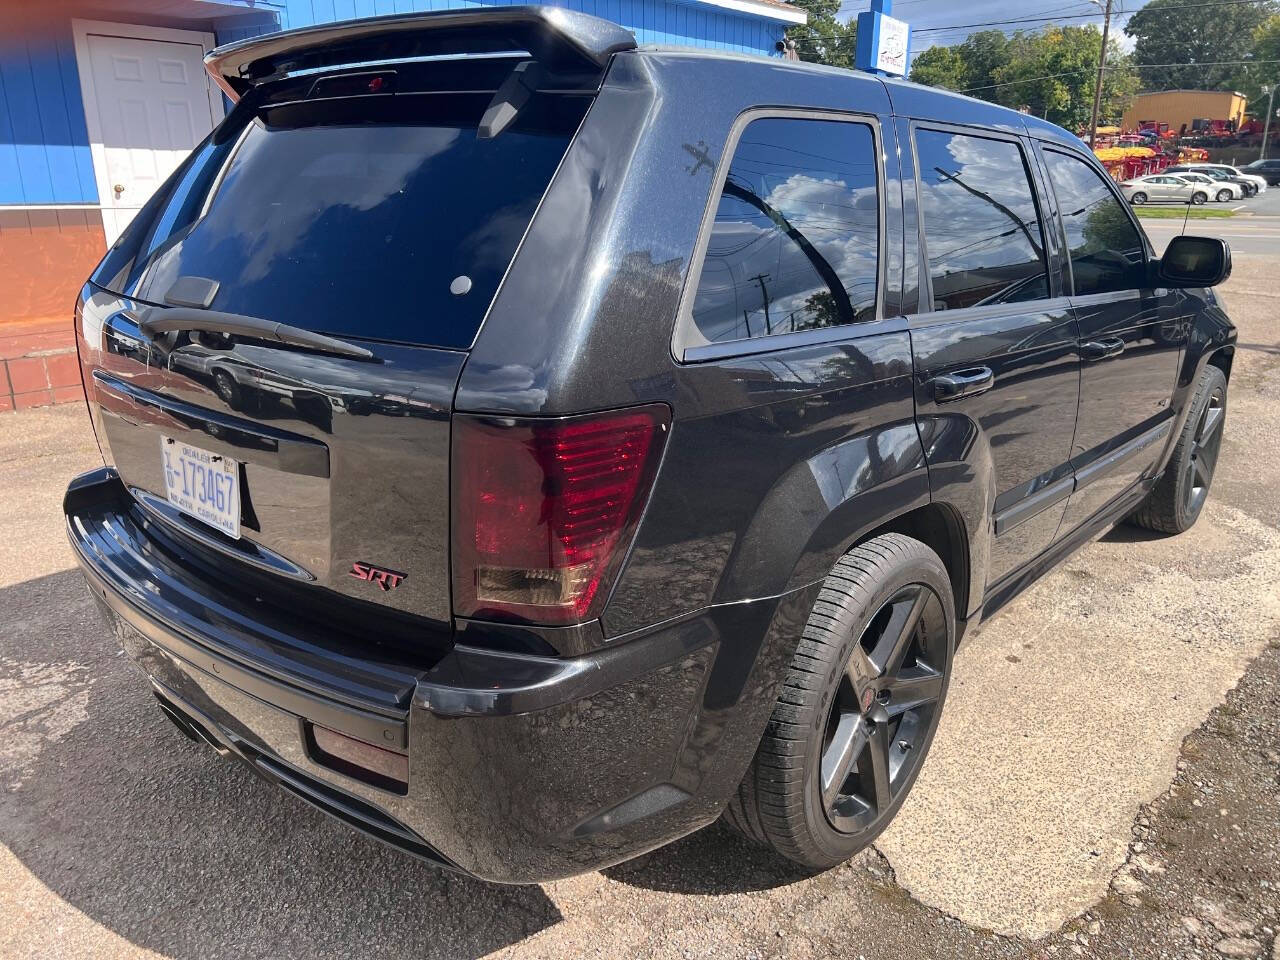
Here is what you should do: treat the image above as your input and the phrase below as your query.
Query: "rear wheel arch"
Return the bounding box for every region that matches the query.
[847,503,970,627]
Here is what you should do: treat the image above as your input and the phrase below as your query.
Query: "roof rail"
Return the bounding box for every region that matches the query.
[205,6,637,101]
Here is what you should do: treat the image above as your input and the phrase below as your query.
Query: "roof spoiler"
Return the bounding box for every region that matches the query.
[204,6,637,102]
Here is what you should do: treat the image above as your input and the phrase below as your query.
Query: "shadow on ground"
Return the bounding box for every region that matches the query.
[1099,522,1168,544]
[0,570,561,960]
[601,821,813,895]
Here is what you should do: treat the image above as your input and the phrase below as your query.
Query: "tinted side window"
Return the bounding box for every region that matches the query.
[689,117,879,347]
[1043,150,1147,296]
[915,129,1049,310]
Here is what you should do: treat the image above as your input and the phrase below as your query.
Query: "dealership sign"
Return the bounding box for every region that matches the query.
[855,0,911,78]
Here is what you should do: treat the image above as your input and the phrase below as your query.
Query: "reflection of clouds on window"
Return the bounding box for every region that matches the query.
[689,118,880,348]
[916,130,1049,311]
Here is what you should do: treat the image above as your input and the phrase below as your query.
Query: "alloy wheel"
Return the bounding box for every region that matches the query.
[214,371,236,402]
[819,583,947,836]
[1184,386,1225,517]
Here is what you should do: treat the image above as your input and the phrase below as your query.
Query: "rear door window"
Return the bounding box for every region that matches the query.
[686,115,880,348]
[915,128,1050,311]
[93,84,589,350]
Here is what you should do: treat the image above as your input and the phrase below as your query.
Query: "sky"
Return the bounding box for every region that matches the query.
[834,0,1148,59]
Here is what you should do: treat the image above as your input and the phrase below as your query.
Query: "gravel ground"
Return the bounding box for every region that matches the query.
[0,257,1276,959]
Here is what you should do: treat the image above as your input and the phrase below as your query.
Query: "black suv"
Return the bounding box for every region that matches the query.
[1243,157,1280,184]
[65,8,1236,881]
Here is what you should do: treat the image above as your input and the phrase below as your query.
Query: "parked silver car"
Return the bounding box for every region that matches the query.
[1119,174,1211,205]
[1174,172,1241,201]
[1175,162,1266,194]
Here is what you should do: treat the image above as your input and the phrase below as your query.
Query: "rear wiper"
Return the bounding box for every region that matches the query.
[135,305,377,361]
[478,60,543,140]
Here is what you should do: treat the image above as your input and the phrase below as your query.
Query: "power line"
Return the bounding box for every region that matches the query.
[914,11,1114,34]
[792,0,1276,44]
[958,58,1280,92]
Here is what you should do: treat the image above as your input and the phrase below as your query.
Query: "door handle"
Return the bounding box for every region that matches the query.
[1081,337,1125,361]
[931,366,995,403]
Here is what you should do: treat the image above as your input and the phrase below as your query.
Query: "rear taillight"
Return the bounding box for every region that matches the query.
[451,405,669,626]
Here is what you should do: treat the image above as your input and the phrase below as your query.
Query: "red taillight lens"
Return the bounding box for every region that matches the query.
[452,405,669,626]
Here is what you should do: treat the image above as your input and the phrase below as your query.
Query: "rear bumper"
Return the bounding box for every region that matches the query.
[66,467,796,882]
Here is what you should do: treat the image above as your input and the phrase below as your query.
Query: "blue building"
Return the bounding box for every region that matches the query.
[0,0,803,337]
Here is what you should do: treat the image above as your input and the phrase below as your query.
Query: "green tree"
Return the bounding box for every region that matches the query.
[909,44,968,90]
[958,30,1014,95]
[785,0,857,68]
[1124,0,1276,92]
[1255,13,1280,62]
[1239,14,1280,107]
[991,26,1139,131]
[909,30,1010,94]
[910,26,1137,132]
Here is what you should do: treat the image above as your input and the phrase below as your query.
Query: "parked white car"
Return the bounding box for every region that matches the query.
[1174,172,1241,201]
[1119,174,1212,205]
[1179,162,1267,194]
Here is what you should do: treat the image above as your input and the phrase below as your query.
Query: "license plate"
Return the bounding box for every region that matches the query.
[160,436,241,539]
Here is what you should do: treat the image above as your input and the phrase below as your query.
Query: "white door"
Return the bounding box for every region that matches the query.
[83,31,221,243]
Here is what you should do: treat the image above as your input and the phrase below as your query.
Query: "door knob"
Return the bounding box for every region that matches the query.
[113,183,125,195]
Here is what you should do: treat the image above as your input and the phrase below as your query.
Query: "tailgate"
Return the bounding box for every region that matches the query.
[79,285,462,625]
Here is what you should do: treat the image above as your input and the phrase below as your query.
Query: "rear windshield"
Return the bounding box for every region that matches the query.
[93,85,589,350]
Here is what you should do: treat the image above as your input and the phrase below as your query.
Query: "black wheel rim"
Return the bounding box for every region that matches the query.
[819,583,947,836]
[1184,386,1225,516]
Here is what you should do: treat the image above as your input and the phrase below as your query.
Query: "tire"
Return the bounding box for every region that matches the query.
[724,534,955,870]
[1216,189,1233,202]
[1192,191,1208,205]
[213,369,241,409]
[1130,192,1148,205]
[1128,364,1227,535]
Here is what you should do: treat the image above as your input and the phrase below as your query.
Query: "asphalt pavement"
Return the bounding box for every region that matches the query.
[0,257,1277,959]
[1142,215,1280,256]
[1139,185,1280,256]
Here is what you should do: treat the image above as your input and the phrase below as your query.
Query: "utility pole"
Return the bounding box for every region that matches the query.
[1088,0,1114,152]
[1261,85,1276,161]
[748,273,773,334]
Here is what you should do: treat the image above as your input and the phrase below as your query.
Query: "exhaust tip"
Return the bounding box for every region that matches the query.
[152,690,230,755]
[153,693,200,742]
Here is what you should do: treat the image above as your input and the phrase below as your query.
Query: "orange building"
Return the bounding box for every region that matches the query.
[1120,90,1248,134]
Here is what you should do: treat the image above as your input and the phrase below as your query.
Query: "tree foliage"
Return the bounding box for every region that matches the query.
[1241,14,1280,107]
[908,26,1138,132]
[784,0,857,68]
[1124,0,1277,92]
[909,30,1010,93]
[993,27,1139,131]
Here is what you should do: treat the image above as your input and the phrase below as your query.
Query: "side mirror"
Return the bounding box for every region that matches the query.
[1159,235,1232,288]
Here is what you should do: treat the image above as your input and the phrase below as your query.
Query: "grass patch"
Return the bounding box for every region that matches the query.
[1133,206,1235,219]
